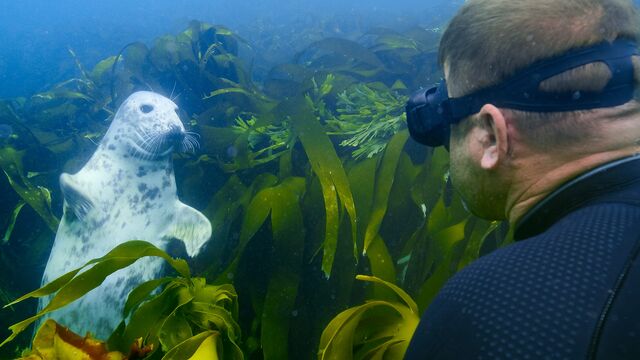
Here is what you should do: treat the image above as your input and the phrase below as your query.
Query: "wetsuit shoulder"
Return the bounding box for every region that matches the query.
[404,202,640,359]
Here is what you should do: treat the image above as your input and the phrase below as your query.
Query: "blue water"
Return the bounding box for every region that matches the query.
[0,0,461,98]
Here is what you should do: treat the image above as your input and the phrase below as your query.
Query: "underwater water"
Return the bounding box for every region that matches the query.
[0,0,506,359]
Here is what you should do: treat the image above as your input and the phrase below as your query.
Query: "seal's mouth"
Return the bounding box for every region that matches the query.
[127,127,200,160]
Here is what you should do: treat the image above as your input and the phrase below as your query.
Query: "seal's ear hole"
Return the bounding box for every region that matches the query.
[140,104,154,114]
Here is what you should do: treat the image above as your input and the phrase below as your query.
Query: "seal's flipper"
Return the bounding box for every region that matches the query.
[167,202,212,257]
[60,173,94,221]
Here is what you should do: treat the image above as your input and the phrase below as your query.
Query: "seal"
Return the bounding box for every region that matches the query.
[38,91,211,339]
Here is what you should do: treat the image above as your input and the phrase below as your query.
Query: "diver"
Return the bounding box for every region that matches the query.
[403,0,640,358]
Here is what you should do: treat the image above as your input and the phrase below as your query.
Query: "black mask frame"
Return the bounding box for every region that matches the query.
[406,38,640,148]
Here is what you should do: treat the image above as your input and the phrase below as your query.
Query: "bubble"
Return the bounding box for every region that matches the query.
[572,91,582,100]
[227,146,238,158]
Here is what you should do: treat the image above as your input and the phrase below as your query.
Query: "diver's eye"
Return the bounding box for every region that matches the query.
[140,104,154,114]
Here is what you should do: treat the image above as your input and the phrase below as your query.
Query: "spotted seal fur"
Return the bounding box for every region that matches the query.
[38,91,211,338]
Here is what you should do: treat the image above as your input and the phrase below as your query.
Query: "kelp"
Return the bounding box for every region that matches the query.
[0,241,189,347]
[2,201,26,244]
[18,319,133,360]
[253,178,305,360]
[0,147,58,232]
[1,241,242,360]
[318,275,419,359]
[328,83,407,160]
[362,130,409,254]
[0,21,511,360]
[294,38,387,79]
[111,278,242,359]
[286,95,358,278]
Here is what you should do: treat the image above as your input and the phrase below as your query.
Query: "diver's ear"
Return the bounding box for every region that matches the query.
[477,104,509,170]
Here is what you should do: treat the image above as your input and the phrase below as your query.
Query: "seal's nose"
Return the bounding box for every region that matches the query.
[167,126,185,145]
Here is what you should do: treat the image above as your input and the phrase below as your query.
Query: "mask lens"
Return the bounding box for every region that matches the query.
[406,81,451,147]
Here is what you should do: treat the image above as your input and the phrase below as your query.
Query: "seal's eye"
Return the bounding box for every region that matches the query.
[140,104,154,114]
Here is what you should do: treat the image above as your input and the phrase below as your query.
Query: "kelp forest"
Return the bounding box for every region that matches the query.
[0,22,509,359]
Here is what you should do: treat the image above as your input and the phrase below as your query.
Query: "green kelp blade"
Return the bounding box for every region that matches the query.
[192,283,239,318]
[204,87,254,99]
[90,56,117,83]
[318,305,369,360]
[1,257,144,348]
[360,340,405,360]
[347,157,377,240]
[294,38,386,70]
[202,175,249,273]
[261,177,305,360]
[3,240,171,307]
[118,284,189,353]
[0,147,59,232]
[318,300,412,360]
[31,90,94,103]
[2,200,26,244]
[186,302,241,342]
[185,303,244,359]
[458,220,499,270]
[212,178,305,358]
[159,313,194,352]
[123,277,175,317]
[414,221,468,312]
[216,186,272,282]
[365,235,397,301]
[357,301,419,359]
[356,275,418,315]
[409,146,449,221]
[0,241,189,348]
[363,130,409,254]
[162,331,223,360]
[157,285,196,351]
[214,174,278,282]
[287,96,358,278]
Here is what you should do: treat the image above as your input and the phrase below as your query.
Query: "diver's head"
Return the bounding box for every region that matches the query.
[408,0,640,222]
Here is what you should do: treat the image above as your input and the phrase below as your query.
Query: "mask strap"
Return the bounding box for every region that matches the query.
[446,39,639,121]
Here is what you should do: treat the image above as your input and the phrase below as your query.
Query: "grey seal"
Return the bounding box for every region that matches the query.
[38,91,211,339]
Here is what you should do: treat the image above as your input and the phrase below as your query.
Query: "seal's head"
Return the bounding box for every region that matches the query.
[104,91,198,160]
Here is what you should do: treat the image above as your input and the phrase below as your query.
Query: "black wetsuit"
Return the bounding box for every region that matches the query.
[404,155,640,359]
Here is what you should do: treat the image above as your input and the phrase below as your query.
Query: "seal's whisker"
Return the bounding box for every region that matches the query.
[132,129,165,160]
[149,135,164,159]
[133,129,148,143]
[188,137,198,152]
[180,138,189,153]
[180,135,190,153]
[184,136,195,150]
[187,132,200,144]
[169,82,177,101]
[182,133,200,153]
[137,133,157,156]
[190,138,200,150]
[181,139,191,153]
[185,131,201,139]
